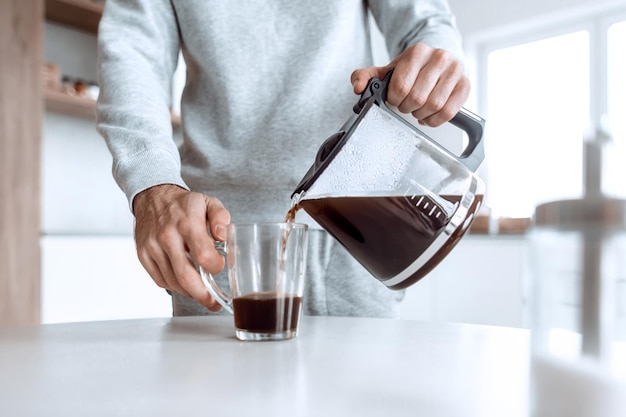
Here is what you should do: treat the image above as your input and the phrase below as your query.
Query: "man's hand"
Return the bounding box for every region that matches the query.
[351,42,470,127]
[132,184,231,311]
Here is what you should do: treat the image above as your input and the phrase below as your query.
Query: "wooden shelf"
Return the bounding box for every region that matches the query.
[43,0,182,128]
[468,215,490,234]
[45,88,96,118]
[44,88,181,128]
[45,0,104,34]
[467,214,531,235]
[498,217,531,235]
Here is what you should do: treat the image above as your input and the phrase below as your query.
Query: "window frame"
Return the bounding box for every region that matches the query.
[464,5,626,235]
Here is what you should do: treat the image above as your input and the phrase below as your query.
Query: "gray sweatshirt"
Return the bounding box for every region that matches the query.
[96,0,464,224]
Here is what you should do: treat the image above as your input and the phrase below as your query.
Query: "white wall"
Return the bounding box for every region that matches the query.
[43,23,133,235]
[448,0,624,37]
[42,112,134,235]
[42,23,171,323]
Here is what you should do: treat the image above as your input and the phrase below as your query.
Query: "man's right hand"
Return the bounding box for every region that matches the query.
[132,184,231,311]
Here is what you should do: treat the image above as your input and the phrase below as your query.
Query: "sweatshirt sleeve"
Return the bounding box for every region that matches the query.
[368,0,465,64]
[96,0,188,212]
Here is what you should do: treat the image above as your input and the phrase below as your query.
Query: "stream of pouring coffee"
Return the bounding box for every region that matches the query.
[284,198,299,224]
[279,199,300,270]
[265,199,301,332]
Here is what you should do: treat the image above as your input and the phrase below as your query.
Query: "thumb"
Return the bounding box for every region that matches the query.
[350,65,392,94]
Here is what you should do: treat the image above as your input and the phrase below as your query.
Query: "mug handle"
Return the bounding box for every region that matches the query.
[198,241,234,314]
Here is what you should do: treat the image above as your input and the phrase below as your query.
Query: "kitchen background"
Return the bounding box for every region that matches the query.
[33,0,626,325]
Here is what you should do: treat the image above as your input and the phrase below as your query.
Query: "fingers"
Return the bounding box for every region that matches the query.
[185,195,230,276]
[163,231,223,312]
[137,231,222,312]
[391,46,469,127]
[183,195,229,312]
[350,65,392,94]
[177,246,222,298]
[134,187,229,312]
[351,43,470,127]
[136,234,191,299]
[418,80,469,127]
[205,196,231,241]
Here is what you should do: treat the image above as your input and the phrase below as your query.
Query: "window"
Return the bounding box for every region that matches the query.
[606,21,626,196]
[476,8,626,220]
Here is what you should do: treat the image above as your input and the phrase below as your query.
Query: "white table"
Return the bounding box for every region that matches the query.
[0,316,529,417]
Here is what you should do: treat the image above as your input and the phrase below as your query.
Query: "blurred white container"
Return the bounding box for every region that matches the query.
[527,125,626,417]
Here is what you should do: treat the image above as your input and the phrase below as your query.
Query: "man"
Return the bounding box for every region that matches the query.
[96,0,469,318]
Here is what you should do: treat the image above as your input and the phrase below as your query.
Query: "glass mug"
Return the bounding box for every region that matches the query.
[200,222,308,341]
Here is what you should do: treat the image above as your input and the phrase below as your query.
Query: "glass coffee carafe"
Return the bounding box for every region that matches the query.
[292,71,486,289]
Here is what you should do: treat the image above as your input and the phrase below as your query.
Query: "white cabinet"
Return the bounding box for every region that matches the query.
[399,236,528,328]
[41,235,528,327]
[41,235,172,324]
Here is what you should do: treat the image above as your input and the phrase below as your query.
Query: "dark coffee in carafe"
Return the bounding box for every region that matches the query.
[291,194,483,290]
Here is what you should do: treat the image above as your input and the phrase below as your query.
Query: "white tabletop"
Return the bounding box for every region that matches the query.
[0,316,529,417]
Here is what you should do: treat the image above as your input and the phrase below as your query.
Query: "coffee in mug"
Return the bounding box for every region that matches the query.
[200,222,308,341]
